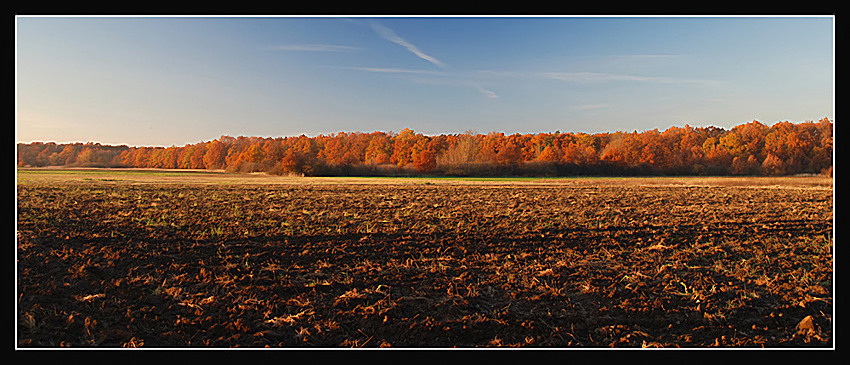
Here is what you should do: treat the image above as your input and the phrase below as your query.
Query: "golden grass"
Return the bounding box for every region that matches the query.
[16,167,833,190]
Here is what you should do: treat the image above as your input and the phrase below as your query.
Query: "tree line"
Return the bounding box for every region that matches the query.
[17,118,833,177]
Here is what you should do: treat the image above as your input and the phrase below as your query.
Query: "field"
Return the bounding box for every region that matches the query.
[16,168,834,348]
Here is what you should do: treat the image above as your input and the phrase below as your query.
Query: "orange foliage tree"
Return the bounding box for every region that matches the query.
[17,119,833,177]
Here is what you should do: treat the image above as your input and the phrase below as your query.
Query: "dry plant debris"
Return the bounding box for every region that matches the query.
[16,175,833,348]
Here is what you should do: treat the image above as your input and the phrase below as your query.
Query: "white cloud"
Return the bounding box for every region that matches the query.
[473,84,499,99]
[473,68,721,87]
[369,22,445,68]
[542,71,721,86]
[351,22,495,99]
[344,67,445,75]
[543,72,661,83]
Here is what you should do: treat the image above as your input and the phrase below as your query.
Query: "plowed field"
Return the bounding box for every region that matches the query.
[16,170,834,348]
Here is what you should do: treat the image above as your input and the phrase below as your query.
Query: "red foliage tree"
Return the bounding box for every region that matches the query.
[203,139,227,170]
[495,139,523,167]
[392,128,417,168]
[413,149,437,173]
[17,118,833,177]
[364,133,393,165]
[537,144,563,163]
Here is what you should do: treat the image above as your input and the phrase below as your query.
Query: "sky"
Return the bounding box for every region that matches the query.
[16,16,834,147]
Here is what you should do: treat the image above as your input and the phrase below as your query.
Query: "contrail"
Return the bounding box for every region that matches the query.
[473,84,499,99]
[342,66,445,75]
[370,22,445,68]
[364,21,497,99]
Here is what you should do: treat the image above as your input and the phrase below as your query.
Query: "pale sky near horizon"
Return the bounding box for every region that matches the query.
[16,16,834,147]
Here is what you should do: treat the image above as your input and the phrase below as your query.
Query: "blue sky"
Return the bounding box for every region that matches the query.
[16,16,834,147]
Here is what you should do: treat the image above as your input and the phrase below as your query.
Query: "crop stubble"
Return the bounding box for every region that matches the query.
[16,174,833,347]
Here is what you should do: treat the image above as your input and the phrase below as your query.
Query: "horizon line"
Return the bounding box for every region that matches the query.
[15,117,832,148]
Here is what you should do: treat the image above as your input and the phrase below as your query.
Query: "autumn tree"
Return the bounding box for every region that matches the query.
[731,155,760,175]
[537,144,564,163]
[413,149,437,173]
[319,132,369,167]
[438,131,479,175]
[203,139,227,170]
[495,137,523,167]
[761,153,786,175]
[278,135,320,175]
[233,144,264,172]
[319,132,349,166]
[189,143,207,169]
[812,118,833,175]
[529,133,556,160]
[426,135,449,158]
[476,132,504,165]
[35,143,58,167]
[391,128,417,168]
[132,148,151,168]
[17,143,40,167]
[17,118,833,177]
[598,132,627,165]
[56,144,80,166]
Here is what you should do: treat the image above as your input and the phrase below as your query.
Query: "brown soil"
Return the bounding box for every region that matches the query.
[16,174,833,348]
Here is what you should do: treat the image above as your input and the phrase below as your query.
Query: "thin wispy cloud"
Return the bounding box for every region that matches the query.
[265,44,361,52]
[350,21,495,99]
[369,22,445,68]
[343,67,445,75]
[543,72,664,83]
[542,72,719,85]
[473,84,499,99]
